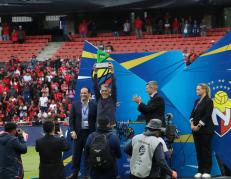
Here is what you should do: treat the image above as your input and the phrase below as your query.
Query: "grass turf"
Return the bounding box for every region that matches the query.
[22,146,39,179]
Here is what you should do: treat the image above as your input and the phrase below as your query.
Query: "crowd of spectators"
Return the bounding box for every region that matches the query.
[76,13,208,39]
[0,55,80,126]
[0,23,26,43]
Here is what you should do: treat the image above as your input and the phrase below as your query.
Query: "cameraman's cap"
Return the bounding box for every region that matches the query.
[146,81,158,86]
[146,119,163,130]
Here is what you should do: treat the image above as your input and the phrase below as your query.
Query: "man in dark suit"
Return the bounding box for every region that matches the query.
[133,81,165,125]
[68,87,97,179]
[35,120,69,179]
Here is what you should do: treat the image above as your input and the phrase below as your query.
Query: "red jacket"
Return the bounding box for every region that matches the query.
[79,22,88,34]
[12,31,18,42]
[134,19,143,29]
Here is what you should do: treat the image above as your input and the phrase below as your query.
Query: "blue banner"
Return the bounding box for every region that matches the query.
[65,40,225,178]
[162,32,231,173]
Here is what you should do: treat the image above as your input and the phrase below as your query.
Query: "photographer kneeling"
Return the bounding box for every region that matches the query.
[0,122,27,179]
[124,119,177,179]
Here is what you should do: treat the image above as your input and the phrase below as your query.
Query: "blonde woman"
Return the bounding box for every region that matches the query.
[190,83,214,178]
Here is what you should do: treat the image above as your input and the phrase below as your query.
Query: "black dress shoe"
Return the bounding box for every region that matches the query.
[66,173,78,179]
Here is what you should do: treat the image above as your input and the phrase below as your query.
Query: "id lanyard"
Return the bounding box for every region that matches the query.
[82,104,89,128]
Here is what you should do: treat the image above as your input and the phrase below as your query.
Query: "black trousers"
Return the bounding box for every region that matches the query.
[193,132,213,174]
[72,129,90,176]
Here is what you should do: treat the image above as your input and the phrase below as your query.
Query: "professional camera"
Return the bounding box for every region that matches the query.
[16,128,24,136]
[161,113,179,143]
[54,122,61,135]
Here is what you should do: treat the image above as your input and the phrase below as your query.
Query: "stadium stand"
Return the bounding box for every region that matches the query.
[53,27,229,59]
[0,35,51,62]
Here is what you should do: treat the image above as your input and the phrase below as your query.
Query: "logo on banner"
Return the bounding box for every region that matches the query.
[209,80,231,137]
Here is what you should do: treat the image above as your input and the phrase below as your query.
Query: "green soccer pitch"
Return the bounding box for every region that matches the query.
[22,146,39,179]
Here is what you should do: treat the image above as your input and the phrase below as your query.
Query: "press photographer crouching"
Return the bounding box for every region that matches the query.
[124,119,177,179]
[0,122,27,179]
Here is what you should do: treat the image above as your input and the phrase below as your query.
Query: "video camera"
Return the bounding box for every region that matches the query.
[161,113,179,143]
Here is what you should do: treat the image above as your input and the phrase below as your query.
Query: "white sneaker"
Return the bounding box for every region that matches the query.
[194,173,202,178]
[202,173,211,178]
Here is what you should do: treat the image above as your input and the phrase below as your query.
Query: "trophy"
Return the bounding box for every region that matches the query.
[95,62,110,69]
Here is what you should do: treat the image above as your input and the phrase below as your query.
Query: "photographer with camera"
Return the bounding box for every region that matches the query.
[35,120,69,179]
[124,119,177,179]
[0,122,27,179]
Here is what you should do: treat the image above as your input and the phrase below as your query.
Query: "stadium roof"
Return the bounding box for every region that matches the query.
[0,0,230,15]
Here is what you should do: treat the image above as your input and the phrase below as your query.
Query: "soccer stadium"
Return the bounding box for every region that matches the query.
[0,0,231,179]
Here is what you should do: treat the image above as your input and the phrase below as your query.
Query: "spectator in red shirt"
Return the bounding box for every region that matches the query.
[28,101,38,119]
[134,16,143,39]
[79,20,88,38]
[2,73,11,87]
[0,109,5,124]
[172,18,180,34]
[188,49,198,63]
[64,73,72,85]
[2,23,10,41]
[53,90,63,102]
[0,80,5,95]
[12,113,20,122]
[23,113,31,125]
[11,29,18,43]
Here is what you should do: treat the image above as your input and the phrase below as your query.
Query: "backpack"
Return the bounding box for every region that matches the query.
[89,132,114,170]
[130,134,160,178]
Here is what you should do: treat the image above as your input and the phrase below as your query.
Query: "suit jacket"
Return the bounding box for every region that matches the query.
[35,135,69,179]
[190,95,214,134]
[138,93,165,124]
[69,100,97,134]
